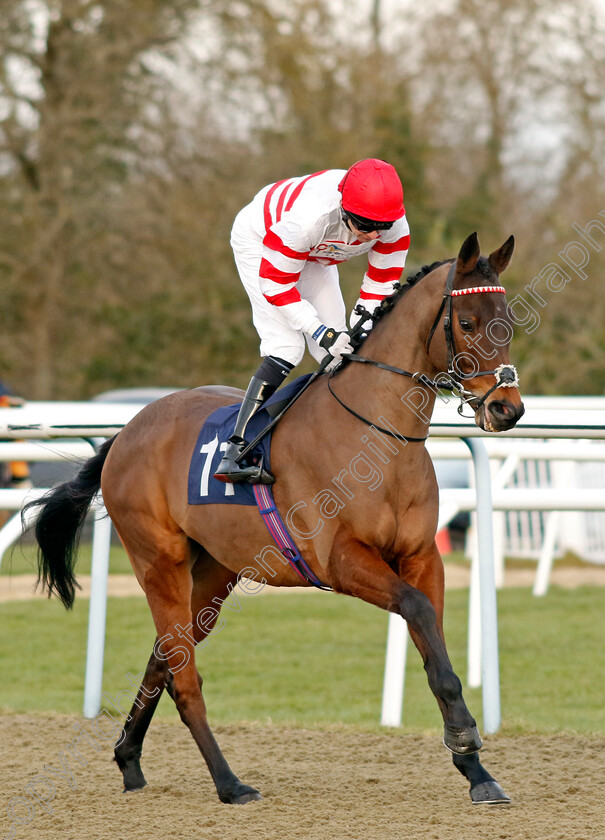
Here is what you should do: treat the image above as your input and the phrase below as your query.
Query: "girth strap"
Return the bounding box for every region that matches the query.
[253,484,332,591]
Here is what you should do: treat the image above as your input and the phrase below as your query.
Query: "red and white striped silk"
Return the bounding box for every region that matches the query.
[255,170,410,334]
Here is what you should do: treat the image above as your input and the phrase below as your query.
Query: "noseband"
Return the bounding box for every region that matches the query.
[331,261,519,435]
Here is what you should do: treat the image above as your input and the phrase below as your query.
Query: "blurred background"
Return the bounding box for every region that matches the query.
[1,0,604,400]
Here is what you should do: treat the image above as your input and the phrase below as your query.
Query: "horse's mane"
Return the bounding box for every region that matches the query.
[407,259,453,286]
[365,253,499,325]
[370,259,452,325]
[349,254,499,356]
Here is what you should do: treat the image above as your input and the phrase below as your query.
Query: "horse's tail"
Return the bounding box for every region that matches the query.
[22,436,117,610]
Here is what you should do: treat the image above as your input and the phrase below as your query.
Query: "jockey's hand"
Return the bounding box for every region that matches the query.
[318,327,354,360]
[349,297,381,330]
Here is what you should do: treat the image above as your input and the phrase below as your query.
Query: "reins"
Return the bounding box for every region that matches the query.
[329,260,519,429]
[326,376,429,442]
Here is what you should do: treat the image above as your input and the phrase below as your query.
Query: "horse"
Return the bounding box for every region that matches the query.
[25,231,524,806]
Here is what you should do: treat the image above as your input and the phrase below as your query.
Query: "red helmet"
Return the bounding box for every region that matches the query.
[338,159,404,223]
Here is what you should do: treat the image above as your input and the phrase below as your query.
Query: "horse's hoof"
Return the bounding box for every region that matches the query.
[443,724,482,754]
[219,783,262,804]
[233,790,262,805]
[122,782,147,793]
[470,781,511,805]
[115,754,147,792]
[120,770,147,791]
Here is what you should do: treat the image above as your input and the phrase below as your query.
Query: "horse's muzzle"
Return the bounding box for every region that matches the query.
[477,397,525,432]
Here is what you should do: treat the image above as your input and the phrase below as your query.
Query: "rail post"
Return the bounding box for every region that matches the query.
[463,437,501,734]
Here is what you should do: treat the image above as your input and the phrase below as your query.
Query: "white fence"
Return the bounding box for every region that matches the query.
[428,437,605,592]
[0,403,139,719]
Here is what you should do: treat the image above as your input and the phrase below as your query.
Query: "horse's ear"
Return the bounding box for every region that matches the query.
[489,235,515,275]
[457,232,481,274]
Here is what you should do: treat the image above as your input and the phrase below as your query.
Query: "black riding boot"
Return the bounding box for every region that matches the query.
[214,357,292,485]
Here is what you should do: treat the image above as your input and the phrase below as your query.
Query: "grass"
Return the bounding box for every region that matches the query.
[1,537,134,576]
[1,578,604,736]
[2,541,584,579]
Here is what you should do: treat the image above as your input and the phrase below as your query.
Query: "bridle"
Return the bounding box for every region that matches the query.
[328,261,519,438]
[424,260,519,414]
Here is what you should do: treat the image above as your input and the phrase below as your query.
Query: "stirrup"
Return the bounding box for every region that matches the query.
[214,443,275,486]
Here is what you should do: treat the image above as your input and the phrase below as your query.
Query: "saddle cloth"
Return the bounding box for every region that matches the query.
[187,374,311,506]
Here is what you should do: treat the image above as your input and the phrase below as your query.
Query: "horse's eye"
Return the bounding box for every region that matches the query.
[459,318,475,332]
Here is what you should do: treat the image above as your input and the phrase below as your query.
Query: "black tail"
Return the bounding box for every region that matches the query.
[22,436,117,609]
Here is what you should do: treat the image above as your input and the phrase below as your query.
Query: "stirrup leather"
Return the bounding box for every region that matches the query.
[213,374,278,485]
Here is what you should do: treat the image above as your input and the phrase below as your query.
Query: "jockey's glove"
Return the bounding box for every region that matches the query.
[316,326,354,360]
[349,297,382,330]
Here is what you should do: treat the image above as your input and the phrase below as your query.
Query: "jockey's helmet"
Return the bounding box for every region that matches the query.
[338,159,404,227]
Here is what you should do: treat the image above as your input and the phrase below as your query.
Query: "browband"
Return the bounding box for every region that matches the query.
[451,286,506,297]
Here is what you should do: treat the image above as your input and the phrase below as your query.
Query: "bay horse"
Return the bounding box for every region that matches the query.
[25,232,524,806]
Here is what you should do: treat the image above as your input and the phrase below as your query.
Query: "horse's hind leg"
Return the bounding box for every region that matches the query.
[113,646,167,791]
[115,528,259,804]
[114,639,207,792]
[178,550,261,804]
[114,636,206,792]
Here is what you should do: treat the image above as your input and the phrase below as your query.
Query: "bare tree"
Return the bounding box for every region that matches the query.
[0,0,200,397]
[2,0,605,397]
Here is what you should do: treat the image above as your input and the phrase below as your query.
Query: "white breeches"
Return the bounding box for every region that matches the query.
[231,210,347,366]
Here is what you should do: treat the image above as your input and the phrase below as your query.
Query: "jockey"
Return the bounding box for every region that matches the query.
[214,158,410,485]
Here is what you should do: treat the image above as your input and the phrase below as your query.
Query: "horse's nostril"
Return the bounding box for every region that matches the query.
[490,401,511,419]
[489,400,525,425]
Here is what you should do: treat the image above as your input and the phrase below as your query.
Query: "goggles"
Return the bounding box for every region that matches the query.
[343,210,394,233]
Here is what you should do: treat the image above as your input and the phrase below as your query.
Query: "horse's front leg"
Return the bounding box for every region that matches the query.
[452,753,510,804]
[400,543,510,804]
[329,531,481,755]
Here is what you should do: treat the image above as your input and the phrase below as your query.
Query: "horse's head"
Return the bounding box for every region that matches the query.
[428,232,525,432]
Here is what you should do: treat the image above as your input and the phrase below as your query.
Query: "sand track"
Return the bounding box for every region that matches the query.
[1,714,603,840]
[2,563,605,601]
